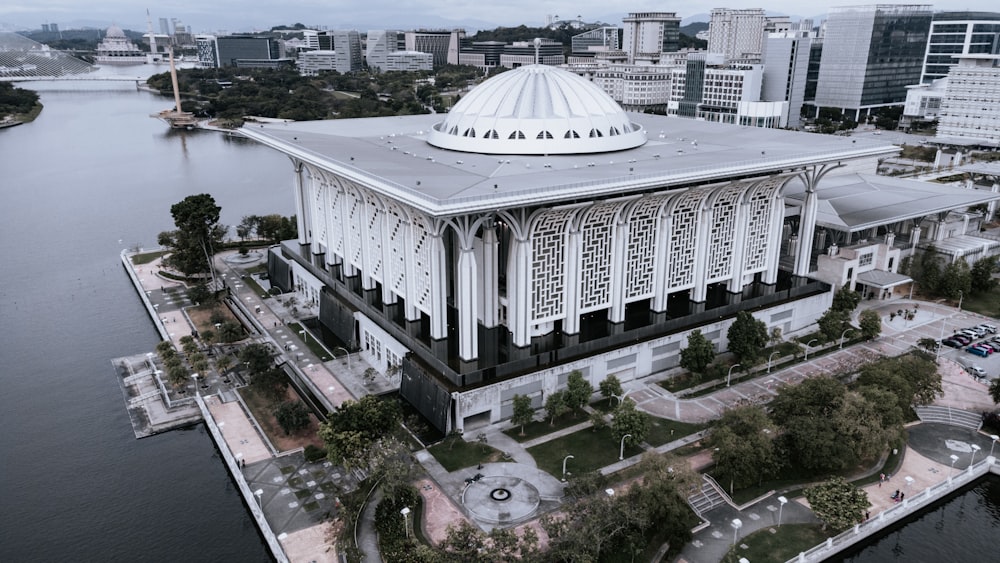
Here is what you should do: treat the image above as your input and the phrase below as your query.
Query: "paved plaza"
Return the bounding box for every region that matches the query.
[124,249,1000,562]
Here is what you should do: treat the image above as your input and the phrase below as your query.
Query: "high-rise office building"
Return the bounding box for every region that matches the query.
[366,30,399,72]
[920,11,1000,84]
[937,54,1000,143]
[814,4,932,119]
[159,18,170,35]
[621,12,681,61]
[195,35,219,68]
[405,30,464,68]
[708,8,767,60]
[215,36,283,67]
[763,34,814,128]
[572,27,621,54]
[332,30,363,73]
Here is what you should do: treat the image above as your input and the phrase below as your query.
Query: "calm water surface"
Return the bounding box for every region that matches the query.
[0,72,289,561]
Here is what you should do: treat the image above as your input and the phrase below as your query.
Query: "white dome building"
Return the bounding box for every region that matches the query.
[95,24,146,65]
[426,64,646,155]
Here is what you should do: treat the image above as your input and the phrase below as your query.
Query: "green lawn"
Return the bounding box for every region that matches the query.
[132,250,168,265]
[503,409,587,442]
[645,418,707,447]
[722,524,829,563]
[961,289,1000,318]
[527,426,644,479]
[427,436,504,472]
[288,322,333,361]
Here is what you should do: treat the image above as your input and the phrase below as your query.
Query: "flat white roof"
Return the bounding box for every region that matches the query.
[239,113,899,216]
[784,173,1000,232]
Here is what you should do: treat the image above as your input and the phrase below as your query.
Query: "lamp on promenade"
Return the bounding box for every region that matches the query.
[731,518,742,545]
[254,489,263,511]
[970,444,981,468]
[562,455,574,480]
[619,434,632,461]
[611,393,623,406]
[958,290,963,311]
[777,496,787,526]
[768,352,780,373]
[191,373,199,396]
[804,339,818,360]
[334,346,351,370]
[950,454,959,481]
[990,435,999,458]
[840,329,853,349]
[726,364,741,387]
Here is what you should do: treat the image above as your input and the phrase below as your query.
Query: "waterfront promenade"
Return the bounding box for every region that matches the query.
[123,248,1000,562]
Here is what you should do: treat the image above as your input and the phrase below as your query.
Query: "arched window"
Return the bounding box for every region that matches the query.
[536,130,553,139]
[508,130,526,140]
[462,128,476,137]
[564,130,580,139]
[589,128,604,138]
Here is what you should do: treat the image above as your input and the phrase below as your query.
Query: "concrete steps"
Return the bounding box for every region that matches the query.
[688,477,727,515]
[914,405,982,431]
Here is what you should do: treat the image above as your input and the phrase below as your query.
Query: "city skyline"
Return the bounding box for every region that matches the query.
[4,0,996,34]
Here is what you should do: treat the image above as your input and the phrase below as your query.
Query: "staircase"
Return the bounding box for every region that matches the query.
[688,476,727,516]
[914,405,982,431]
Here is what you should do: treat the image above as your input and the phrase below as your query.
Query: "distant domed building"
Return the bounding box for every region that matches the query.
[95,25,146,65]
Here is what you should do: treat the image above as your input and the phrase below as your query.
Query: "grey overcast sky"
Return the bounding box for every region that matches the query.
[1,1,993,33]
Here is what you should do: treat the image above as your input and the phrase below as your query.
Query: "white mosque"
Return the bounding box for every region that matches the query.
[242,64,1000,433]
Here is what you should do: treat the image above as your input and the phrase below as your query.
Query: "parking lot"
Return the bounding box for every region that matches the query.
[930,319,1000,382]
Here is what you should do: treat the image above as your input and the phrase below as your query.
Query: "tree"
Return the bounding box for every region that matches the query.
[564,370,592,414]
[273,400,311,435]
[167,364,189,390]
[599,374,623,401]
[831,285,862,313]
[914,246,942,295]
[679,329,715,375]
[859,309,882,340]
[938,259,972,300]
[970,256,998,294]
[611,399,648,448]
[510,394,533,436]
[989,379,1000,405]
[238,342,274,375]
[158,194,226,276]
[727,311,768,366]
[817,308,851,341]
[253,367,289,402]
[544,391,569,425]
[709,405,778,494]
[318,395,401,469]
[804,477,869,532]
[856,353,942,415]
[769,377,857,471]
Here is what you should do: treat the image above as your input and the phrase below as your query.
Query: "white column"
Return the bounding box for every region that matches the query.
[323,182,336,268]
[988,183,999,223]
[457,248,478,361]
[428,233,448,340]
[609,220,628,323]
[293,164,308,245]
[563,229,581,334]
[691,207,712,302]
[764,195,784,284]
[728,202,750,293]
[794,189,818,276]
[481,225,500,328]
[507,238,531,347]
[380,215,395,305]
[909,226,922,248]
[652,214,673,312]
[402,220,420,322]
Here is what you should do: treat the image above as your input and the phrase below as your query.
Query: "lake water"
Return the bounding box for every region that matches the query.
[0,69,289,561]
[1,67,997,562]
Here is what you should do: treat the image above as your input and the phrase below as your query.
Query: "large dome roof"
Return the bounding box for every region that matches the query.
[106,25,125,38]
[426,64,646,155]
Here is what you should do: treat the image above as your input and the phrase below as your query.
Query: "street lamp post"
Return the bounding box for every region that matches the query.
[970,444,981,468]
[619,434,632,461]
[611,393,623,406]
[777,495,787,526]
[300,330,307,344]
[726,364,741,387]
[958,290,963,311]
[804,339,818,360]
[254,489,263,511]
[840,329,853,349]
[990,435,999,458]
[191,373,199,396]
[950,454,959,481]
[731,518,743,545]
[768,352,780,373]
[334,346,352,370]
[400,507,411,539]
[562,455,575,480]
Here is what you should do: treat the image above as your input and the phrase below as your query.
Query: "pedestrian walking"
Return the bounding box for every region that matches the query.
[879,473,885,487]
[899,492,904,503]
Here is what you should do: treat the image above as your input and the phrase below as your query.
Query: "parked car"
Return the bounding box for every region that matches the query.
[958,330,979,340]
[966,345,992,357]
[966,365,988,379]
[980,323,997,333]
[942,338,964,348]
[952,334,973,345]
[970,327,988,337]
